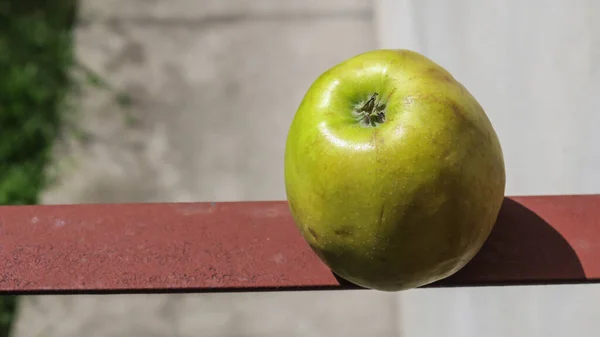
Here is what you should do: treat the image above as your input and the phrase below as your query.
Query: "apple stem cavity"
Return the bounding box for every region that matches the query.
[355,93,387,127]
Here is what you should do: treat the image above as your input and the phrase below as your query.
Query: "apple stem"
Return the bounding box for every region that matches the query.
[356,93,387,127]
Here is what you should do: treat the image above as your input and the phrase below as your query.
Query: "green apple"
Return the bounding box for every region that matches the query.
[284,49,505,291]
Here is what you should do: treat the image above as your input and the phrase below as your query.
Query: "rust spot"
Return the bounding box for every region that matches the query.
[371,129,380,146]
[425,67,454,83]
[371,129,386,165]
[385,87,397,102]
[449,100,468,122]
[446,99,488,142]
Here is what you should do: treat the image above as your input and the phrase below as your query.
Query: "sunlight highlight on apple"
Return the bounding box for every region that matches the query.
[317,79,340,110]
[318,122,374,151]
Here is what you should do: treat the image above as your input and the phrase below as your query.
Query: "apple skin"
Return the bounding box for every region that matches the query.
[284,49,506,291]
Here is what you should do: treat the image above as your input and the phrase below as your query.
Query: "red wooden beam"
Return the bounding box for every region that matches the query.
[0,195,598,294]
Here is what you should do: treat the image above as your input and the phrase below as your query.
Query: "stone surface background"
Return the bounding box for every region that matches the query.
[12,1,405,337]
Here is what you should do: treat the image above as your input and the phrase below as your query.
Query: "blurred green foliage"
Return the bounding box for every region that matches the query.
[0,1,76,205]
[0,299,15,337]
[0,1,77,336]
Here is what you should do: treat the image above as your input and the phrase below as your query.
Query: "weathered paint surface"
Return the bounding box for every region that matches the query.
[0,195,598,294]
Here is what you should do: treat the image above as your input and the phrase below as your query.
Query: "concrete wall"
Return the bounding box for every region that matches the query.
[12,1,406,337]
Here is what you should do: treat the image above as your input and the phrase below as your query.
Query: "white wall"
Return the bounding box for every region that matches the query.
[375,0,600,336]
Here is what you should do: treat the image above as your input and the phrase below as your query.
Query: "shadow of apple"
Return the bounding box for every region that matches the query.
[432,197,585,287]
[332,197,586,290]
